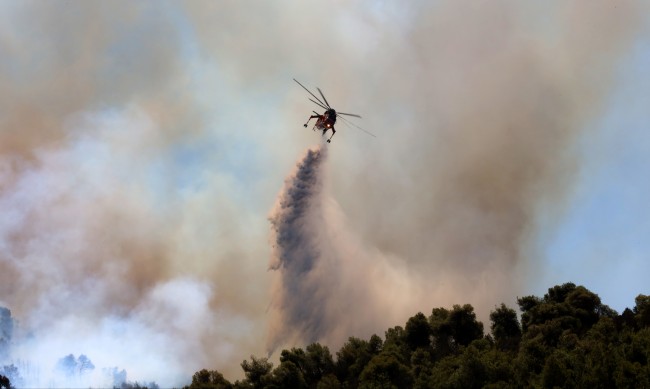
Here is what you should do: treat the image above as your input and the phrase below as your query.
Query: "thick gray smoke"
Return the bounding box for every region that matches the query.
[267,146,329,351]
[267,143,423,353]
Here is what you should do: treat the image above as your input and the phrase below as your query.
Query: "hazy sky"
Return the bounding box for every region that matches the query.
[0,1,649,385]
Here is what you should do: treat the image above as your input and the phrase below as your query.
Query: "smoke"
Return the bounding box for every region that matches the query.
[0,1,648,386]
[267,143,423,352]
[265,1,649,351]
[0,108,261,386]
[323,1,650,316]
[267,145,329,351]
[0,3,273,385]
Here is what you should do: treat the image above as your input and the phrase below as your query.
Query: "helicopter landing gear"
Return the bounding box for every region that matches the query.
[304,114,320,129]
[326,128,336,143]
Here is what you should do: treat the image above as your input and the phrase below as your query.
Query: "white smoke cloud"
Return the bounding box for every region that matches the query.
[14,278,228,387]
[0,108,265,386]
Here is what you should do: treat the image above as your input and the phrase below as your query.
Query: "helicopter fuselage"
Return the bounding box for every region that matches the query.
[315,109,337,130]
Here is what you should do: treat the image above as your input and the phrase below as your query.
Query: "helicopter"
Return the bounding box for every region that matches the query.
[293,78,376,143]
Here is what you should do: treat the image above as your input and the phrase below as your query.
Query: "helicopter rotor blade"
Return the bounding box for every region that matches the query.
[337,112,362,118]
[317,87,331,108]
[309,98,328,110]
[293,78,328,107]
[337,114,377,138]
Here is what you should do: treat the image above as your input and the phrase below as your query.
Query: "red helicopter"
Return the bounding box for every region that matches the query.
[294,79,375,143]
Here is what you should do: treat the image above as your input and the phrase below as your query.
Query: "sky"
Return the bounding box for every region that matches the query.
[0,0,649,386]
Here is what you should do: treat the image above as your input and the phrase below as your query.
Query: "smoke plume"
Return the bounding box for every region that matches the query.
[267,143,423,352]
[267,146,329,351]
[0,1,647,386]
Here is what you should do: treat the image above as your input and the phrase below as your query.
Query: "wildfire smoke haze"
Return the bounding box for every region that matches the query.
[0,1,649,386]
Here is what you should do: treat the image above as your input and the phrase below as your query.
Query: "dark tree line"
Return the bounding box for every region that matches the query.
[186,282,650,389]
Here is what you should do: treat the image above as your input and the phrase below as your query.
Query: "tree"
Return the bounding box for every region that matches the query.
[382,326,409,364]
[545,283,577,304]
[0,375,9,389]
[78,354,95,375]
[517,295,541,332]
[56,354,78,378]
[405,312,432,351]
[515,333,549,384]
[616,308,637,331]
[410,349,433,389]
[382,327,406,353]
[429,308,453,359]
[447,304,484,346]
[358,351,413,389]
[0,365,20,389]
[578,318,618,389]
[368,335,383,355]
[614,359,650,389]
[541,350,579,389]
[490,304,521,351]
[335,337,374,388]
[240,356,273,389]
[316,374,340,389]
[271,361,307,389]
[305,343,335,385]
[565,286,602,332]
[279,348,308,378]
[634,294,650,328]
[55,354,95,378]
[186,369,232,389]
[278,344,334,387]
[517,284,608,350]
[429,344,488,389]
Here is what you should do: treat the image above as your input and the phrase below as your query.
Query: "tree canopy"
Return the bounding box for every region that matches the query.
[186,283,650,389]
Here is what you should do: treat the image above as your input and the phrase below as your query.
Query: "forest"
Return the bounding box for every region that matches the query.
[0,282,648,388]
[185,282,650,389]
